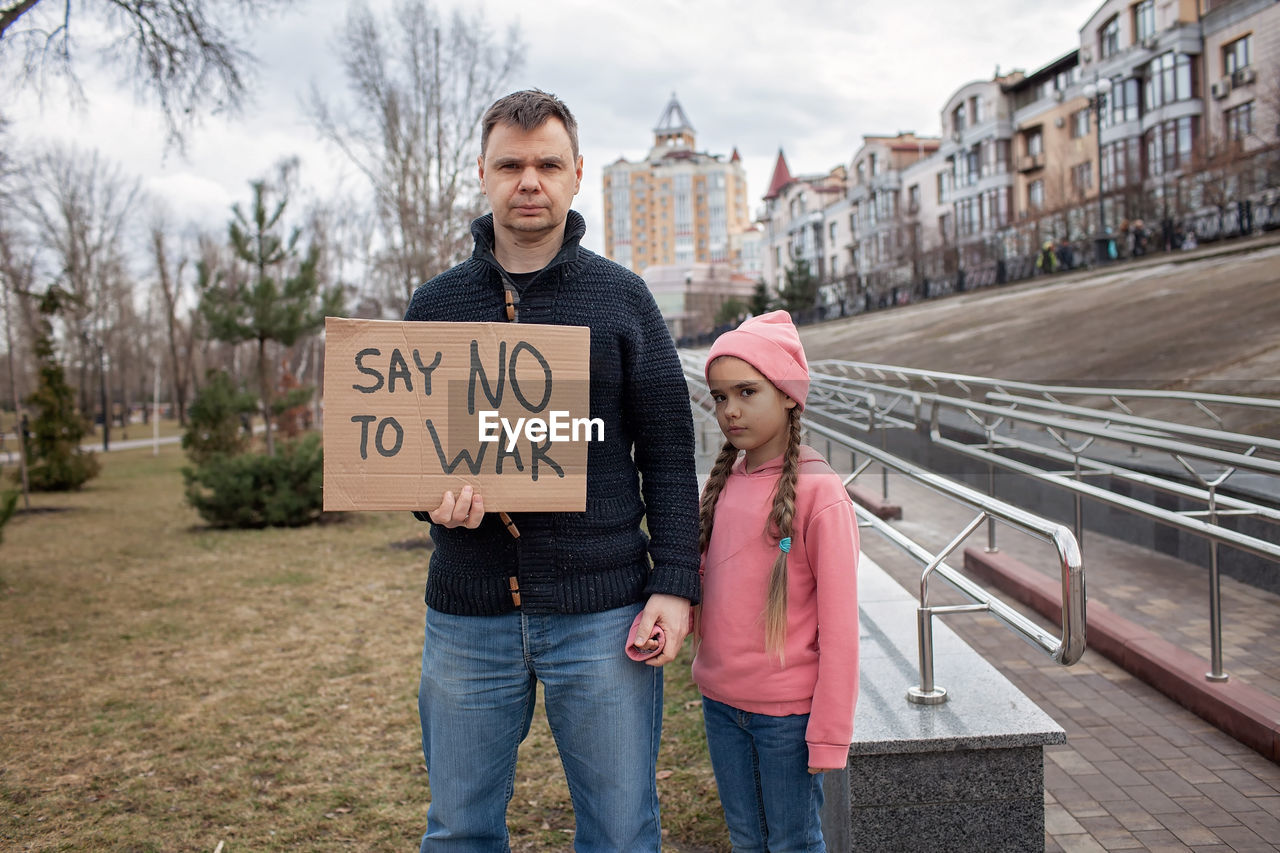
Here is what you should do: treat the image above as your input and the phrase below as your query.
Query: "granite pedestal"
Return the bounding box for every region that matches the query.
[820,557,1065,852]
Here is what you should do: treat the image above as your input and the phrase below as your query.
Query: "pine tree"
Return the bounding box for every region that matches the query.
[181,369,259,465]
[198,175,343,455]
[750,280,772,316]
[21,288,100,491]
[779,259,819,314]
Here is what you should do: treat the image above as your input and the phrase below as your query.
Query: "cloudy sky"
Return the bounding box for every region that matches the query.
[6,0,1105,257]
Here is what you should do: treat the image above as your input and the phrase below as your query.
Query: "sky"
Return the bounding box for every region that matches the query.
[4,0,1106,258]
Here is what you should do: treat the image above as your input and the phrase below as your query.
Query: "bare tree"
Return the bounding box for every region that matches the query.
[1,0,294,147]
[1254,60,1280,192]
[0,215,36,505]
[16,145,140,429]
[149,214,205,424]
[307,0,523,307]
[306,189,383,317]
[1185,134,1259,240]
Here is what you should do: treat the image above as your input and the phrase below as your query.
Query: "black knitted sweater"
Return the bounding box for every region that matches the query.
[403,211,701,614]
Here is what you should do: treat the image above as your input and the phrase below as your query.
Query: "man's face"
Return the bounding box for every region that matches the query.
[478,118,583,244]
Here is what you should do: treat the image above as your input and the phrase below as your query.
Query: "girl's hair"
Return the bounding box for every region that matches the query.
[698,404,804,662]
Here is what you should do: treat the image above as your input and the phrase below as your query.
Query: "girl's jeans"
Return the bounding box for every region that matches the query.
[702,696,826,853]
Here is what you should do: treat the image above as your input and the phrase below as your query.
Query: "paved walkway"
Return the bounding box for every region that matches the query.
[857,467,1280,851]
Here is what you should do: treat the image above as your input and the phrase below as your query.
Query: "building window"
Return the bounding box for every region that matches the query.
[992,139,1010,175]
[1100,15,1121,60]
[1071,162,1092,197]
[1103,77,1140,128]
[980,187,1010,229]
[1225,102,1253,142]
[953,103,966,134]
[1134,0,1155,42]
[1223,35,1251,76]
[829,221,837,240]
[936,172,946,204]
[1026,129,1044,157]
[1028,179,1045,210]
[874,190,897,220]
[1100,137,1141,191]
[1143,116,1196,176]
[1071,109,1091,139]
[908,184,921,214]
[849,210,859,236]
[1144,52,1194,110]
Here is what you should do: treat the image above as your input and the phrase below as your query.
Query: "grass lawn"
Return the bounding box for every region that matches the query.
[0,446,727,851]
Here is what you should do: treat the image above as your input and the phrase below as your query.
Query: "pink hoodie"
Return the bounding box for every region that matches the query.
[693,445,860,769]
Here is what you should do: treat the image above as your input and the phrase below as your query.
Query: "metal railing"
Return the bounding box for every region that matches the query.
[684,363,1087,705]
[811,360,1280,434]
[802,361,1280,682]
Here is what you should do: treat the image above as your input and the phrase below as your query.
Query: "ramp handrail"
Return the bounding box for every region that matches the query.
[685,366,1086,705]
[811,359,1280,432]
[799,365,1280,682]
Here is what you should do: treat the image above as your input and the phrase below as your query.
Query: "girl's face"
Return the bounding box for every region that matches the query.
[707,356,796,471]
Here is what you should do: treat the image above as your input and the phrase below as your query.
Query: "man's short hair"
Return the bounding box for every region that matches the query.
[481,89,580,160]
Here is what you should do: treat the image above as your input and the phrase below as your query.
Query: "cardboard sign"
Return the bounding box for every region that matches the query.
[322,317,591,512]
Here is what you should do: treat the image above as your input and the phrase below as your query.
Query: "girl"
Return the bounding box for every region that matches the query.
[693,311,860,852]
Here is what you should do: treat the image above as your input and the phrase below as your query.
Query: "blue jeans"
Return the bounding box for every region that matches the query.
[418,603,663,852]
[702,697,825,853]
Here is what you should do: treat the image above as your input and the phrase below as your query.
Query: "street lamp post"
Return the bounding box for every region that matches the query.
[1082,76,1113,264]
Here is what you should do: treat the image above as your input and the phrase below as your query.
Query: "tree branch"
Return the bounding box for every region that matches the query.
[0,0,44,41]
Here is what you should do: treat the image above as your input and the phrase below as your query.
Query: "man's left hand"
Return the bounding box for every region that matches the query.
[632,593,691,667]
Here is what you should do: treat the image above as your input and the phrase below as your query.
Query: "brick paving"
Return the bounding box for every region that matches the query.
[856,468,1280,851]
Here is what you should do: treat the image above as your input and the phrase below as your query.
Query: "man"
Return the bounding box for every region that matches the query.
[403,89,700,851]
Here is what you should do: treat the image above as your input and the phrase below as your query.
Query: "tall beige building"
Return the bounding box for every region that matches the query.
[603,94,753,275]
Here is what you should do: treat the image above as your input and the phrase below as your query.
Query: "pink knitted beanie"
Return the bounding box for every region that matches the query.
[705,310,810,410]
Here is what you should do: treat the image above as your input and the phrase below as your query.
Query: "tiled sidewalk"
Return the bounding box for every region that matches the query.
[858,470,1280,851]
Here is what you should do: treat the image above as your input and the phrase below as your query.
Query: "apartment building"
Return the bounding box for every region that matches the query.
[758,149,848,295]
[743,0,1277,318]
[1070,0,1207,234]
[602,93,753,276]
[1201,0,1280,161]
[936,75,1024,268]
[846,134,942,296]
[1005,53,1097,253]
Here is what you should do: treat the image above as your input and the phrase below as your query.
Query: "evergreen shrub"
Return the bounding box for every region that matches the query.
[183,433,324,529]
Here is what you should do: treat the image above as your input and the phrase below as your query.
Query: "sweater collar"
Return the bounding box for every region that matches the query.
[470,210,587,272]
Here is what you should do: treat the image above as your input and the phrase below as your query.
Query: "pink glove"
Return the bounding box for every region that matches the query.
[625,611,666,661]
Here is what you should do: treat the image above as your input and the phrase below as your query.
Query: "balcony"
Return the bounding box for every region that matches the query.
[1017,153,1045,173]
